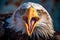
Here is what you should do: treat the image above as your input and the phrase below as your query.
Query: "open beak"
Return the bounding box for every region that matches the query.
[22,7,40,36]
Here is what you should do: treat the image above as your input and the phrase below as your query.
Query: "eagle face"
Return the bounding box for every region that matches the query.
[7,2,55,39]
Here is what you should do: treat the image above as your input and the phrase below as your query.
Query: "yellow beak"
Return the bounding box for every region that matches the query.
[22,7,40,36]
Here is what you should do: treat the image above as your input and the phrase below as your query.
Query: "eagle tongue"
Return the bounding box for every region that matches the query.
[28,20,35,33]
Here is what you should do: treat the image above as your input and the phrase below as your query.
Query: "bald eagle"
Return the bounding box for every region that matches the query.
[6,2,55,40]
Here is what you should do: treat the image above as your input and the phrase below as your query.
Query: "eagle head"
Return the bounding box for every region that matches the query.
[7,2,55,39]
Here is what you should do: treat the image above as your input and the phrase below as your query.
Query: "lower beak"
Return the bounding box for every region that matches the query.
[22,7,40,36]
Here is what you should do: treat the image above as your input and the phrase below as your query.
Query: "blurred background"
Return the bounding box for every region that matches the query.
[0,0,60,37]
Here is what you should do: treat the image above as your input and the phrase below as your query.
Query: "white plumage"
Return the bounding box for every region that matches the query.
[7,2,55,40]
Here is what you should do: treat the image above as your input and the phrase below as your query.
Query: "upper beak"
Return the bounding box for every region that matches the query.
[22,7,40,36]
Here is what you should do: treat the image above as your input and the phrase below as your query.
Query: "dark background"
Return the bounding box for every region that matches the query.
[0,0,60,32]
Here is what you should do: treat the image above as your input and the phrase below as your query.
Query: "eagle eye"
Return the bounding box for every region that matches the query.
[36,9,42,16]
[16,8,26,16]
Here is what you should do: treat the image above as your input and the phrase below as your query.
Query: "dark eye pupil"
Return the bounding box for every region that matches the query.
[37,10,40,13]
[16,9,26,15]
[37,9,42,16]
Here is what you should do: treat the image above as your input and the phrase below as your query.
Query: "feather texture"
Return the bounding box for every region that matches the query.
[6,2,55,40]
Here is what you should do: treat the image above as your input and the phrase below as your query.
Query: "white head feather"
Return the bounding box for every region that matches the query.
[6,2,55,39]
